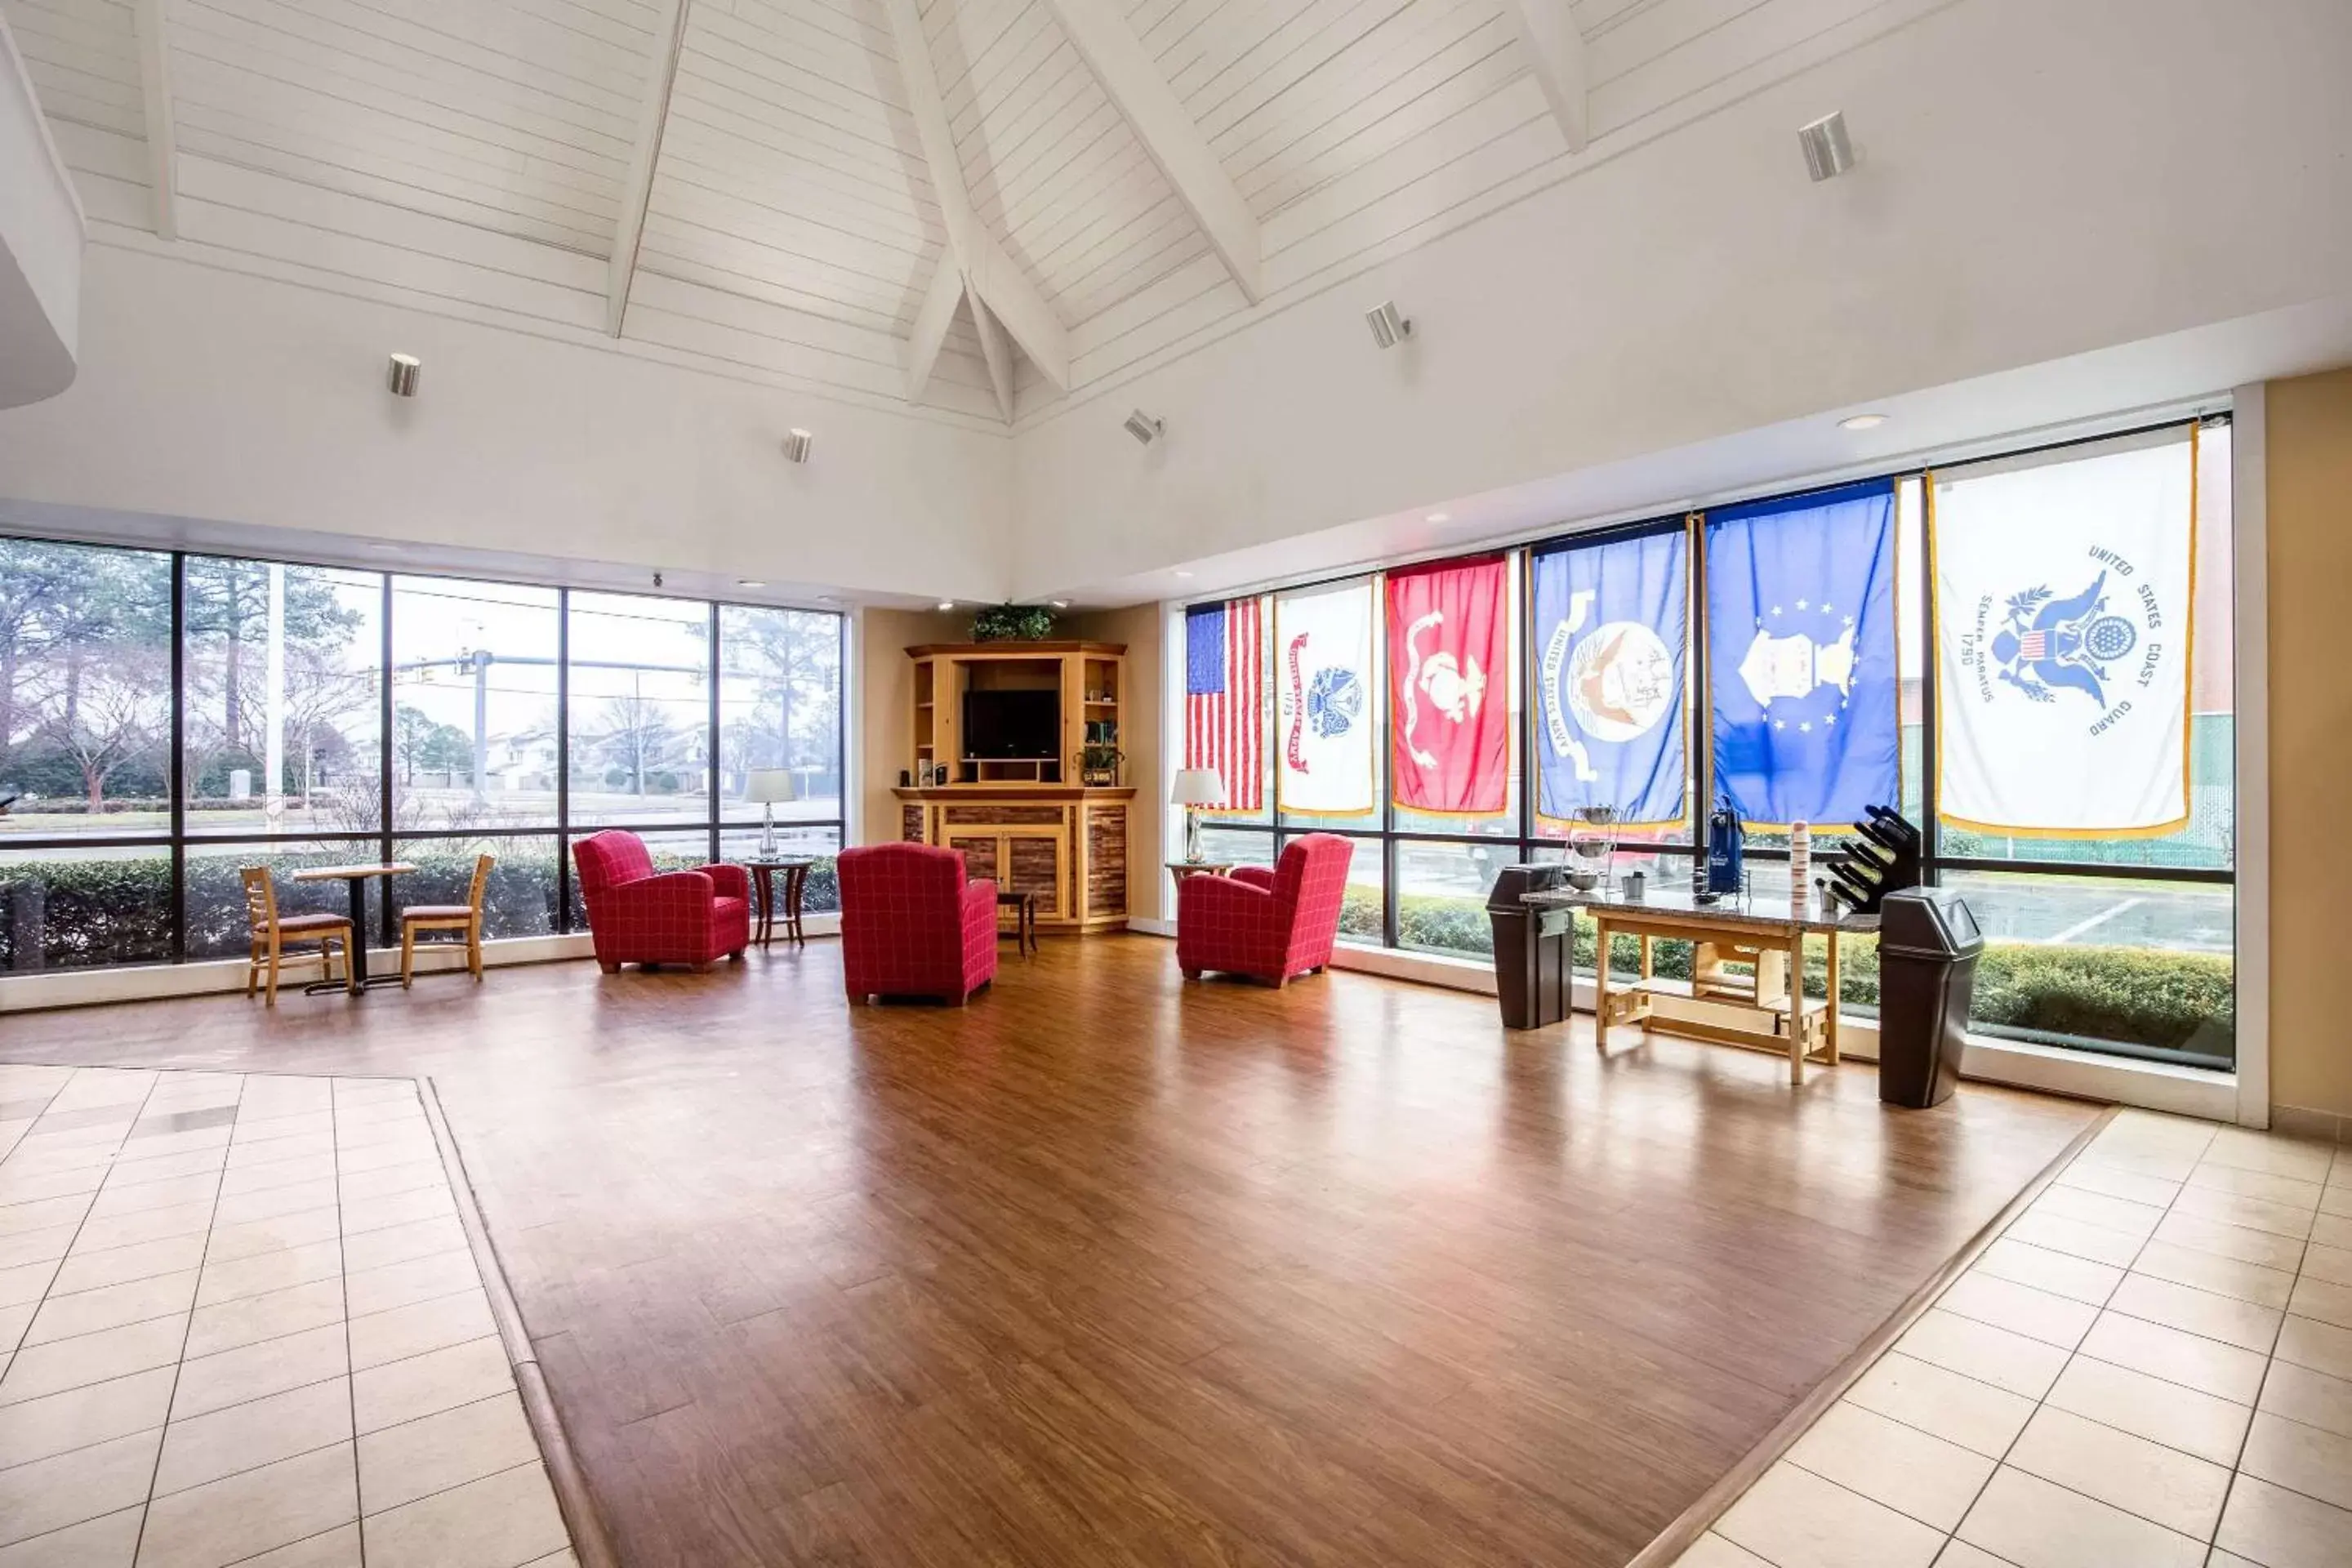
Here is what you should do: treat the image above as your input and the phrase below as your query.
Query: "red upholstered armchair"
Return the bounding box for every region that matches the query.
[572,830,751,973]
[1178,833,1355,987]
[837,843,999,1006]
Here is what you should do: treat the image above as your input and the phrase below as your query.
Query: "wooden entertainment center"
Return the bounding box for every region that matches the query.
[890,642,1134,935]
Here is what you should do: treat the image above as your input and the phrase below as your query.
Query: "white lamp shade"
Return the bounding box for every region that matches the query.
[744,768,798,804]
[1169,768,1226,807]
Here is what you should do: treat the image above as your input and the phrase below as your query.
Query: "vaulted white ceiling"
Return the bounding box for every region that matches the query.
[2,0,1937,429]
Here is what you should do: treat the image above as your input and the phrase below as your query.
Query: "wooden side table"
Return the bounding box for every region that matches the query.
[1165,860,1236,896]
[996,889,1038,955]
[746,858,813,947]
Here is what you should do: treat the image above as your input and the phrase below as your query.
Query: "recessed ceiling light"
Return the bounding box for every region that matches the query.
[937,599,955,612]
[1838,412,1889,431]
[1173,570,1194,578]
[366,543,406,555]
[737,579,765,589]
[816,595,841,605]
[1425,511,1450,523]
[1050,599,1069,608]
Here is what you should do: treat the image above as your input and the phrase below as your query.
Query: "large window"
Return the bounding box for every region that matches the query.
[1183,417,2238,1069]
[0,537,847,978]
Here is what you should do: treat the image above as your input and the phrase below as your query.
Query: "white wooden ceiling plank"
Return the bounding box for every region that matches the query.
[185,0,643,138]
[1054,223,1209,324]
[680,49,924,176]
[689,7,911,127]
[1036,0,1261,301]
[1259,69,1539,251]
[3,0,140,80]
[633,247,928,339]
[770,0,898,57]
[21,61,145,136]
[943,6,1062,145]
[925,0,1029,105]
[693,2,901,105]
[882,0,1069,390]
[626,265,916,368]
[1136,0,1239,79]
[672,64,926,194]
[1209,0,1484,154]
[1584,0,1755,88]
[938,0,1050,126]
[1154,0,1276,97]
[1185,0,1406,131]
[167,16,637,167]
[176,116,621,245]
[998,122,1151,258]
[640,210,928,322]
[647,176,932,285]
[657,122,936,248]
[621,301,938,403]
[1045,195,1204,314]
[1236,16,1512,208]
[495,0,659,56]
[225,0,648,111]
[978,96,1136,238]
[957,42,1099,204]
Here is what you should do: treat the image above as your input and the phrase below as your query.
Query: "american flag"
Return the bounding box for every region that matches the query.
[1185,599,1263,811]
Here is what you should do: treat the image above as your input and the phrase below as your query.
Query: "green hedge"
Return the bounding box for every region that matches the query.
[1342,887,2233,1055]
[0,848,838,971]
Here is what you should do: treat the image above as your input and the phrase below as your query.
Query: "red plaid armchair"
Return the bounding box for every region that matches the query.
[572,830,751,973]
[837,843,998,1006]
[1178,833,1354,987]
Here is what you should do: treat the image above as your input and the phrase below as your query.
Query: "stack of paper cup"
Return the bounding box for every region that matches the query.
[1789,821,1811,920]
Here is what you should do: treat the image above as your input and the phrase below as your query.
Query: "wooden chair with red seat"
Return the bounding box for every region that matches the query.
[1177,833,1356,987]
[571,830,751,973]
[241,866,355,1004]
[400,853,493,987]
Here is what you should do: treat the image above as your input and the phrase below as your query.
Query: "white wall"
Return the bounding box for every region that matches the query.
[1009,0,2352,599]
[0,245,1013,603]
[0,11,81,408]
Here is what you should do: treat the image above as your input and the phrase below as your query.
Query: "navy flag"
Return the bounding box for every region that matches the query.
[1705,480,1900,826]
[1532,525,1689,826]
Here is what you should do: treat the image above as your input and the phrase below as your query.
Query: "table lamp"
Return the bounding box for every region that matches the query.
[744,768,796,858]
[1169,768,1226,863]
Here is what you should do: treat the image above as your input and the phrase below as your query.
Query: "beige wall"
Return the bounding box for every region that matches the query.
[855,603,1168,919]
[1062,604,1166,920]
[856,608,966,846]
[2267,367,2352,1121]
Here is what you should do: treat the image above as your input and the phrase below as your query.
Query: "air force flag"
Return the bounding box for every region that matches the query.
[1532,526,1688,826]
[1932,429,2196,835]
[1706,480,1900,826]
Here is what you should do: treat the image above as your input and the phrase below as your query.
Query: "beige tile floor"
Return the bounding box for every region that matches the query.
[0,1064,578,1568]
[1678,1108,2352,1568]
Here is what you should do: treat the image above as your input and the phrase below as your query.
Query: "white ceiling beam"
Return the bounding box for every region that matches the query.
[1504,0,1590,154]
[1035,0,1260,304]
[969,287,1016,422]
[880,0,1069,392]
[607,0,692,337]
[904,256,963,403]
[133,0,178,239]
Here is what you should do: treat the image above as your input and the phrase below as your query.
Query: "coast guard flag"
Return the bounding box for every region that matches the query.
[1185,599,1264,812]
[1933,429,2196,835]
[1532,527,1688,826]
[1275,581,1375,815]
[1387,556,1508,816]
[1707,480,1900,826]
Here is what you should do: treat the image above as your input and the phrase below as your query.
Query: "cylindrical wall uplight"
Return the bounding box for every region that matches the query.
[386,354,421,397]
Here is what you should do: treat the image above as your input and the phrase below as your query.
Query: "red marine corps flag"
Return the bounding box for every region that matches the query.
[1386,555,1508,815]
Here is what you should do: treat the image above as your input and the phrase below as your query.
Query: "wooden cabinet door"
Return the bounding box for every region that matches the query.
[942,831,1000,885]
[1002,829,1064,918]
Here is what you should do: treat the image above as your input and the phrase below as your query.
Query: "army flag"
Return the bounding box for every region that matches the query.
[1932,428,2196,835]
[1275,581,1376,815]
[1531,526,1689,826]
[1707,480,1901,826]
[1387,556,1508,816]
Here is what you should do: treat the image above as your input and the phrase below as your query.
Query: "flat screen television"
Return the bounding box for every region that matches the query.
[963,688,1059,760]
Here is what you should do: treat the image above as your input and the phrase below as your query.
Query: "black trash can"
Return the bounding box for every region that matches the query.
[1877,888,1984,1107]
[1490,864,1573,1030]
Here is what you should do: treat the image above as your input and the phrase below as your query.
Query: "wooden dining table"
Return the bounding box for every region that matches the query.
[291,862,416,994]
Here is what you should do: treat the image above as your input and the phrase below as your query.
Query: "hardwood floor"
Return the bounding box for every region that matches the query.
[0,938,2100,1566]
